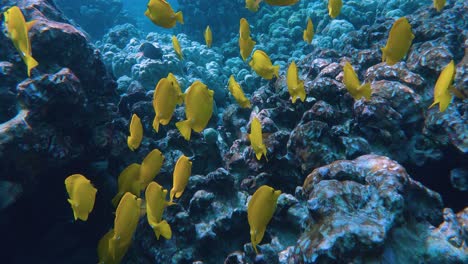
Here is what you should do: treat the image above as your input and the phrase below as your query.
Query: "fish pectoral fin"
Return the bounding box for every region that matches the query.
[26,20,38,31]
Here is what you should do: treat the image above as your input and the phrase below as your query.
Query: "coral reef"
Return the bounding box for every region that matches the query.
[0,0,466,263]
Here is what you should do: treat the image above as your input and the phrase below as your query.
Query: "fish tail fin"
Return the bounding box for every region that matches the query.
[449,86,465,99]
[360,83,372,100]
[111,193,122,208]
[175,119,191,141]
[439,93,452,112]
[263,148,268,162]
[169,188,176,203]
[175,11,184,24]
[273,65,280,78]
[26,20,37,31]
[255,151,262,160]
[152,116,160,133]
[291,93,297,104]
[25,55,38,77]
[153,220,172,240]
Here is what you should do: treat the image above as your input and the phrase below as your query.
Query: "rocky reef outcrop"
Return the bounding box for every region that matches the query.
[0,0,119,262]
[291,155,466,263]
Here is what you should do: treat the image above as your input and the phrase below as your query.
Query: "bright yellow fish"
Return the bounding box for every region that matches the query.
[286,61,306,104]
[204,25,212,48]
[343,62,372,100]
[247,185,281,254]
[98,229,129,264]
[248,117,268,161]
[429,60,455,112]
[4,6,39,77]
[381,17,414,66]
[328,0,342,19]
[246,0,261,12]
[239,18,256,61]
[169,155,192,203]
[264,0,299,6]
[249,50,280,80]
[65,174,97,221]
[139,149,165,190]
[172,35,183,60]
[176,81,214,141]
[434,0,446,12]
[152,73,184,132]
[127,114,143,151]
[111,163,141,207]
[303,18,314,44]
[145,182,172,239]
[109,192,141,261]
[228,75,251,108]
[145,0,183,28]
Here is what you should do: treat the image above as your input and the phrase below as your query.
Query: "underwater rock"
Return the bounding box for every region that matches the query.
[290,155,468,263]
[450,168,468,191]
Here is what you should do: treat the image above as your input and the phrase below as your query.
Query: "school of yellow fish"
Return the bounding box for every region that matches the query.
[2,0,462,262]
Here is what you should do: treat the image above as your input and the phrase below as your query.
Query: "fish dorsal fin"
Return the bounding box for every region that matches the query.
[26,20,37,31]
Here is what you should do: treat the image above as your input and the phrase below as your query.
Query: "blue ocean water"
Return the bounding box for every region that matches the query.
[0,0,467,264]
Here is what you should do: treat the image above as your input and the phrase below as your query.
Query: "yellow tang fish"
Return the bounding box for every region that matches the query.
[152,73,184,132]
[239,18,256,61]
[429,60,455,112]
[145,182,173,239]
[176,81,214,141]
[248,117,268,161]
[65,174,97,221]
[127,114,143,151]
[111,163,141,207]
[169,155,192,202]
[303,18,314,44]
[264,0,299,6]
[286,61,306,104]
[247,185,281,254]
[204,25,212,48]
[328,0,342,19]
[98,228,130,264]
[139,149,165,190]
[343,62,372,100]
[246,0,262,12]
[249,50,280,80]
[4,6,39,77]
[228,75,251,108]
[239,18,252,40]
[434,0,446,12]
[145,0,183,28]
[172,35,183,59]
[381,17,414,66]
[109,192,141,260]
